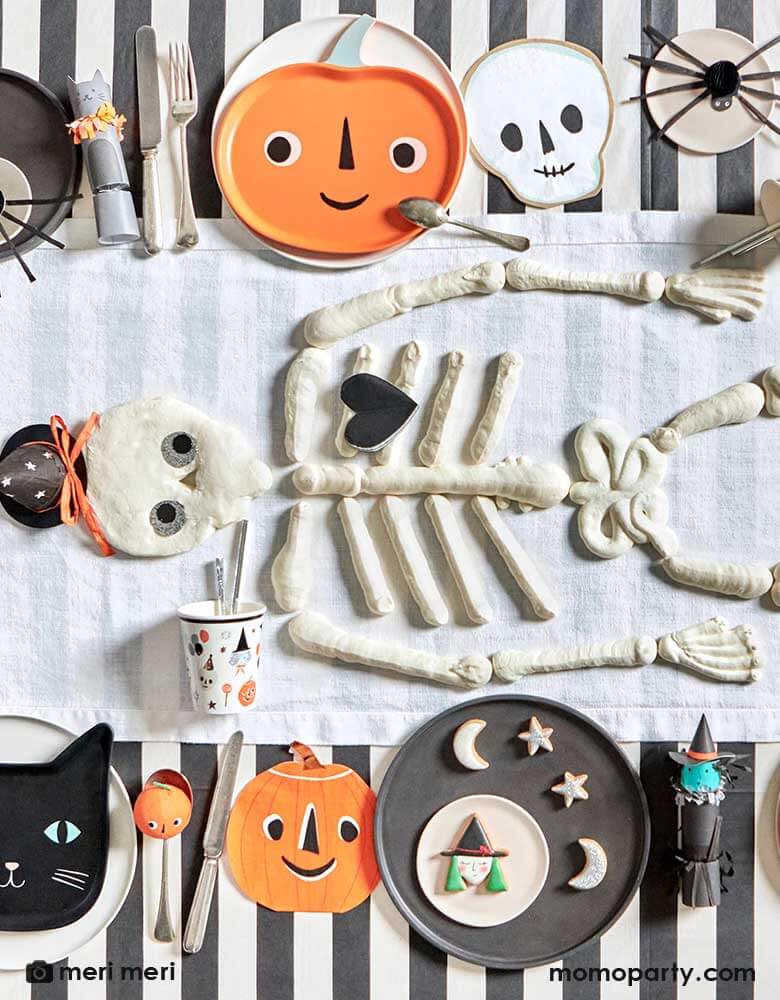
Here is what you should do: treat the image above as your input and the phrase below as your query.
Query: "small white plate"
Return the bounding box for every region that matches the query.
[212,15,466,269]
[0,716,137,970]
[416,794,549,928]
[645,28,775,155]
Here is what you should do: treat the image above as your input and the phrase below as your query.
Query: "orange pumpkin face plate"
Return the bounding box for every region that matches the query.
[214,62,466,255]
[226,743,380,913]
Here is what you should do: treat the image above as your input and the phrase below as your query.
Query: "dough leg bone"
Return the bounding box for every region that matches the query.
[380,495,448,626]
[284,348,330,463]
[664,269,767,322]
[303,260,506,348]
[418,350,466,467]
[337,498,394,616]
[472,496,559,619]
[294,457,571,509]
[649,381,765,454]
[658,617,762,682]
[493,636,657,680]
[336,344,379,459]
[764,366,780,416]
[661,554,773,600]
[271,501,314,612]
[289,610,492,688]
[505,258,665,302]
[425,495,493,625]
[470,351,524,464]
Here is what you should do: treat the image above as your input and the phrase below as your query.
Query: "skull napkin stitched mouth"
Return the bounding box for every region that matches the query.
[463,38,614,208]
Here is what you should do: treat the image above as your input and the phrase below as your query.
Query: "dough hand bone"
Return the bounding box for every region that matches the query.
[505,258,665,302]
[665,268,767,323]
[380,496,448,626]
[661,554,774,600]
[650,381,765,454]
[289,610,492,689]
[336,344,378,459]
[418,350,466,467]
[472,496,559,619]
[284,348,330,463]
[763,366,780,416]
[376,341,425,465]
[658,617,762,683]
[493,635,657,680]
[425,495,493,625]
[470,351,524,464]
[271,501,314,612]
[294,456,571,509]
[337,498,394,616]
[304,261,506,348]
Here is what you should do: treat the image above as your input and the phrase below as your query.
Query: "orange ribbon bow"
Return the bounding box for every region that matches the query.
[49,413,114,556]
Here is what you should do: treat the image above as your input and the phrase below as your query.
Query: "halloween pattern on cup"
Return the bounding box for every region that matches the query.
[184,621,262,714]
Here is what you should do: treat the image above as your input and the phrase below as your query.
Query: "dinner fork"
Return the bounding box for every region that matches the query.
[169,42,199,248]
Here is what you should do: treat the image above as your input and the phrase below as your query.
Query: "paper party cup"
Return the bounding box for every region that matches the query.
[178,600,265,715]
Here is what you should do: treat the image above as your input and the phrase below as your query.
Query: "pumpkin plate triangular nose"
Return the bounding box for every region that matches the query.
[341,373,418,452]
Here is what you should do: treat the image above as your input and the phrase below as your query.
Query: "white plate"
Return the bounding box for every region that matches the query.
[416,794,549,928]
[0,716,137,970]
[645,29,774,155]
[213,15,466,269]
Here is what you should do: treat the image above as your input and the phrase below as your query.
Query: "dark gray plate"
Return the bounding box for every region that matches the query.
[375,695,650,969]
[0,69,80,260]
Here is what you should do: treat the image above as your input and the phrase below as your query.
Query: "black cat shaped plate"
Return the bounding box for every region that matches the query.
[375,695,650,969]
[0,717,136,968]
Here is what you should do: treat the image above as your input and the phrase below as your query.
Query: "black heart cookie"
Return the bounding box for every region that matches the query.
[341,373,418,452]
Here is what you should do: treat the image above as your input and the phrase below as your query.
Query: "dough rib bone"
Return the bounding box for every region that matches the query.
[376,341,425,465]
[284,348,330,463]
[337,498,394,616]
[470,351,523,464]
[336,344,378,458]
[418,350,466,467]
[425,495,493,625]
[380,496,448,627]
[289,610,492,688]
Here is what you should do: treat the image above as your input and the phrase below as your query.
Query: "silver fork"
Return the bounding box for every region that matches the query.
[169,42,199,248]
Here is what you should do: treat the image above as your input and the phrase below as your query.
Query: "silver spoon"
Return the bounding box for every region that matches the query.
[399,197,530,252]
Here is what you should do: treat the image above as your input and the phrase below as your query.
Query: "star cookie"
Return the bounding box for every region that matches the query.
[518,716,554,756]
[551,771,589,808]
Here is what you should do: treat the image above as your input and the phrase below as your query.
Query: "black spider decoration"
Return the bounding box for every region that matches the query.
[0,187,81,292]
[628,24,780,142]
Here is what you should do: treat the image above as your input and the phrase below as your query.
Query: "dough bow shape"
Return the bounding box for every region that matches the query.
[293,456,570,509]
[569,419,678,559]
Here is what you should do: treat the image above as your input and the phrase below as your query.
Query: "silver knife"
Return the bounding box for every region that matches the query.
[183,731,244,953]
[135,25,163,256]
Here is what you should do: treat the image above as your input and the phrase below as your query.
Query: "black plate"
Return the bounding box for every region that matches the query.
[0,69,80,259]
[375,695,650,969]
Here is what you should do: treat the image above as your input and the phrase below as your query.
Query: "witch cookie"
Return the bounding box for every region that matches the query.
[441,814,508,893]
[0,397,271,556]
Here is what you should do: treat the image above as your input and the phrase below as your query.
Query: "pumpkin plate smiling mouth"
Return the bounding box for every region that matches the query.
[282,856,338,881]
[320,192,369,211]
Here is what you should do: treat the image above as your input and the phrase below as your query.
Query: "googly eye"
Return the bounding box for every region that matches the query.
[500,122,523,152]
[338,816,360,843]
[150,500,186,537]
[44,820,82,844]
[161,431,198,468]
[147,820,158,831]
[172,818,183,827]
[264,131,302,166]
[389,137,427,173]
[263,814,284,841]
[560,104,583,133]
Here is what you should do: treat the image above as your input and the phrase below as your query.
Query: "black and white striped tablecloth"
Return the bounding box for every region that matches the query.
[1,0,778,226]
[3,738,778,1000]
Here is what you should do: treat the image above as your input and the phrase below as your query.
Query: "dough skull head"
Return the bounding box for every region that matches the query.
[85,397,271,556]
[464,40,613,208]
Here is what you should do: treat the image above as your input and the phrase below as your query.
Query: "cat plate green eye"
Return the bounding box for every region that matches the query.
[44,820,82,845]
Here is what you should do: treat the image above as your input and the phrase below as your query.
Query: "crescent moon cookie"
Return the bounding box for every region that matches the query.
[517,716,554,756]
[568,837,608,890]
[550,771,589,808]
[452,719,490,771]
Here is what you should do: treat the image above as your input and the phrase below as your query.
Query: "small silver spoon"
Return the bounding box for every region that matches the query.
[399,197,530,253]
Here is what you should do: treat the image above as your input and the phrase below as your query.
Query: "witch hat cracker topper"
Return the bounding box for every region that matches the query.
[669,715,737,768]
[441,814,508,893]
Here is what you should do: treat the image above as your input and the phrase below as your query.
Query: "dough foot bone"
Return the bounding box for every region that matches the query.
[493,617,760,683]
[293,457,571,509]
[288,610,493,689]
[649,381,765,454]
[664,268,766,323]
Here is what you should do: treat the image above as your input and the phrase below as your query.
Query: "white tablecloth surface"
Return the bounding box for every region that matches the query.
[0,211,778,744]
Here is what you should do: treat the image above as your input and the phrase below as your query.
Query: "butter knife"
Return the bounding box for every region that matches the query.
[135,26,163,256]
[183,731,243,953]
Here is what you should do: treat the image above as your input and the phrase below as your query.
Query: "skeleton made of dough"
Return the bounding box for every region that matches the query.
[570,373,780,607]
[0,397,272,557]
